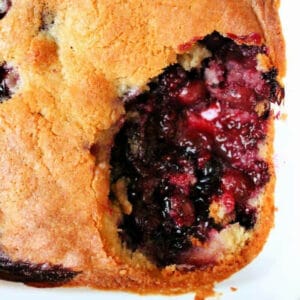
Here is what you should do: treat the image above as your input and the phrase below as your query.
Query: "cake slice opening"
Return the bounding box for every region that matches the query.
[109,32,284,269]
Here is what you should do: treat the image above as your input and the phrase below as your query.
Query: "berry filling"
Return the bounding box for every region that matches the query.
[0,62,19,102]
[110,32,283,268]
[0,0,11,19]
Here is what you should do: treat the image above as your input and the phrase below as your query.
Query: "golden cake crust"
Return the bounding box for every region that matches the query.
[0,0,284,295]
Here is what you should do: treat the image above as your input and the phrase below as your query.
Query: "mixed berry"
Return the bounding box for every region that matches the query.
[110,32,283,267]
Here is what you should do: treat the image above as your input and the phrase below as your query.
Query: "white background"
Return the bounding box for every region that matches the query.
[1,1,299,299]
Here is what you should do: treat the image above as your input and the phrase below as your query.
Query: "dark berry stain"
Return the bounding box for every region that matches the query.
[0,251,79,285]
[39,11,55,32]
[110,32,284,267]
[0,0,11,19]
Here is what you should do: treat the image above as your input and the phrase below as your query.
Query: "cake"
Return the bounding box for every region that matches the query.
[0,0,285,296]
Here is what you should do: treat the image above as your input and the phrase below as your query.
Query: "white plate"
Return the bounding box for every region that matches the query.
[1,1,299,299]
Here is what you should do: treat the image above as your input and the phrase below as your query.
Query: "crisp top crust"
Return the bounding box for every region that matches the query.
[0,1,285,88]
[0,0,284,292]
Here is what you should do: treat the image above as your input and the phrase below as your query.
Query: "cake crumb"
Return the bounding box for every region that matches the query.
[194,285,216,300]
[280,112,288,121]
[230,286,238,292]
[119,269,127,276]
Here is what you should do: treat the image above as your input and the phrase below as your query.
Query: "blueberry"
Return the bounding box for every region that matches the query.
[0,63,19,102]
[0,0,11,20]
[236,204,257,229]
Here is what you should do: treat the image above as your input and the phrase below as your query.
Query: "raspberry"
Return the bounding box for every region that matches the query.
[178,81,206,105]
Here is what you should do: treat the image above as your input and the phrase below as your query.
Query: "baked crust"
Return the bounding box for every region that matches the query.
[0,0,284,294]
